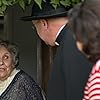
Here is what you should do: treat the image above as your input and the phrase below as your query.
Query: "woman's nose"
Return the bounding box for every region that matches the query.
[0,59,3,66]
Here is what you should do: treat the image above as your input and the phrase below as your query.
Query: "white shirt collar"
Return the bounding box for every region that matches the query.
[0,68,20,95]
[55,24,66,46]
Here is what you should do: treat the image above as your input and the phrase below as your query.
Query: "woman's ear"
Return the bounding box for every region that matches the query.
[76,41,91,58]
[76,41,83,52]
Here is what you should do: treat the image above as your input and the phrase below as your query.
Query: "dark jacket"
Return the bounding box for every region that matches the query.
[47,25,92,100]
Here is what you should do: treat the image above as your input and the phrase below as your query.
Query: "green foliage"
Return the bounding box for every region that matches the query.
[0,0,82,15]
[51,0,82,8]
[51,0,60,9]
[0,0,33,15]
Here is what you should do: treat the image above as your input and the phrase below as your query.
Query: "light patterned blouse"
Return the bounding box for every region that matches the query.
[0,69,44,100]
[0,68,20,95]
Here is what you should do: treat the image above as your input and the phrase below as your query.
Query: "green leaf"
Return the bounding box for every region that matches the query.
[0,0,2,6]
[51,0,60,9]
[1,5,7,11]
[19,0,25,10]
[0,11,4,15]
[28,0,32,4]
[2,0,9,5]
[53,4,58,9]
[7,0,13,6]
[51,0,59,5]
[34,0,42,9]
[12,0,18,3]
[12,0,18,5]
[0,7,3,15]
[60,0,71,7]
[60,0,81,7]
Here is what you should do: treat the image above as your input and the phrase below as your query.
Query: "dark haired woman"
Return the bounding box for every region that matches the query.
[69,0,100,99]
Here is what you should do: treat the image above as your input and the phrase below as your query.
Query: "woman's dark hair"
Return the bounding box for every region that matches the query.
[69,0,100,63]
[0,39,19,67]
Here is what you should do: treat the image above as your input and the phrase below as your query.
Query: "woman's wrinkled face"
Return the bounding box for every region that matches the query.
[0,46,14,81]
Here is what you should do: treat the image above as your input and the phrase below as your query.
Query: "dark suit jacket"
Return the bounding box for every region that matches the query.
[47,25,93,100]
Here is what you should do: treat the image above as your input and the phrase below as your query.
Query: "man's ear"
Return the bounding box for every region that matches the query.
[41,19,48,29]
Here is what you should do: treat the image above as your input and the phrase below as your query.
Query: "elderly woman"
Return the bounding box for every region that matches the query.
[69,0,100,100]
[0,39,44,100]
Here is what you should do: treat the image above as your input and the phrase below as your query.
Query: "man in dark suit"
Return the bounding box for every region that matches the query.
[21,1,92,99]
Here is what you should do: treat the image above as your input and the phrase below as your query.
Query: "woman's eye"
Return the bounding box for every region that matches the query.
[3,55,9,60]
